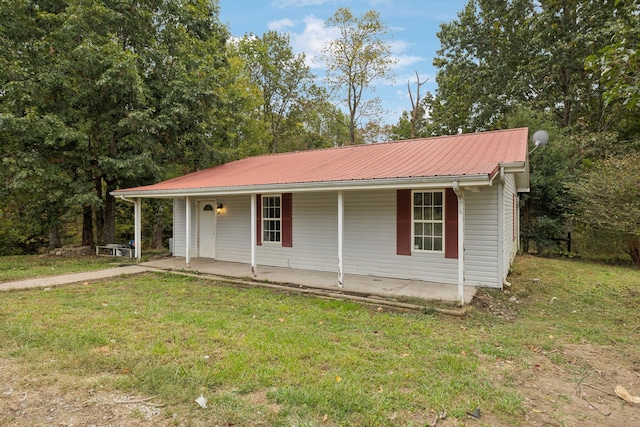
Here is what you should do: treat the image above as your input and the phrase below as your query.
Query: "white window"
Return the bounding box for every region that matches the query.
[262,195,281,243]
[413,191,444,251]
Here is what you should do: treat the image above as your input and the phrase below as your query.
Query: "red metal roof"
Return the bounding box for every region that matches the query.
[114,128,529,195]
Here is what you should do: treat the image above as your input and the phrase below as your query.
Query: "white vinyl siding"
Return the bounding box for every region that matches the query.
[215,195,251,262]
[464,186,500,287]
[344,190,457,284]
[257,192,337,272]
[172,198,197,257]
[503,174,518,274]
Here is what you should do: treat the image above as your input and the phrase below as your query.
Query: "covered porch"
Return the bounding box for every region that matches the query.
[140,257,477,304]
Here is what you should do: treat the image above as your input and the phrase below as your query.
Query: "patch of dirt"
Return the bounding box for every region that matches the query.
[509,343,640,426]
[471,288,520,320]
[472,289,640,426]
[0,359,172,426]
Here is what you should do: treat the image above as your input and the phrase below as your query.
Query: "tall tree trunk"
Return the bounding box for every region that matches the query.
[48,223,61,250]
[95,177,105,245]
[82,205,93,247]
[103,179,117,244]
[153,201,165,249]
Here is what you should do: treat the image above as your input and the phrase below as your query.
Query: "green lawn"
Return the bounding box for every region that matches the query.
[0,255,638,426]
[0,254,129,282]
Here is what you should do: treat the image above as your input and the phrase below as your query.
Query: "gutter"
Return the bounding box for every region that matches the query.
[111,173,498,199]
[119,195,136,204]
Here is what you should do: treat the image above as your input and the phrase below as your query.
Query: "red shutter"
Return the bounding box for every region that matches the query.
[282,193,292,247]
[256,194,262,246]
[444,188,458,259]
[396,189,412,255]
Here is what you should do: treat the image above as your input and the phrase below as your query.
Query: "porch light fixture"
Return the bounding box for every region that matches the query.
[216,203,223,213]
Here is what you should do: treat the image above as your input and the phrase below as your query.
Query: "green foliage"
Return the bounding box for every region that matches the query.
[585,2,640,110]
[431,0,637,133]
[570,152,640,264]
[0,0,266,252]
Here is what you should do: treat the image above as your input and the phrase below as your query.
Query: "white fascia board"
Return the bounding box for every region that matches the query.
[500,160,529,193]
[500,161,527,173]
[111,174,494,199]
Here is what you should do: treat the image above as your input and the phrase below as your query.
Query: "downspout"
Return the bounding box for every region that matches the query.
[119,195,142,262]
[185,196,191,268]
[251,193,257,277]
[337,191,344,287]
[452,181,465,306]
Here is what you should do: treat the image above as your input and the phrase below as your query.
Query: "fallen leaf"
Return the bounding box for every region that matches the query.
[322,414,328,423]
[400,353,410,358]
[278,318,285,323]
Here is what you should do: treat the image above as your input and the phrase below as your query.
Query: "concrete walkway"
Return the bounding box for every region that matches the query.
[0,265,150,291]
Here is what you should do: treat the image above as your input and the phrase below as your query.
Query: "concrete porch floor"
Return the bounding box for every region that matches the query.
[141,257,477,304]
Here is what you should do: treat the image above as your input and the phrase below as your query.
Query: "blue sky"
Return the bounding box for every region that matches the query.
[218,0,468,125]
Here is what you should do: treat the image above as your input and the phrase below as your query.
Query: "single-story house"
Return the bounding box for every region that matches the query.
[112,127,530,303]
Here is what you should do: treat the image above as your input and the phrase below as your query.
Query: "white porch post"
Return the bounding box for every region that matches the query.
[337,191,344,287]
[250,193,256,277]
[185,196,191,268]
[453,182,465,305]
[134,198,142,261]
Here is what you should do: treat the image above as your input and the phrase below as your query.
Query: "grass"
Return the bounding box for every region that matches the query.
[0,254,130,282]
[0,254,638,426]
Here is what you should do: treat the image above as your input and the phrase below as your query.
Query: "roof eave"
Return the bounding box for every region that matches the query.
[111,174,495,199]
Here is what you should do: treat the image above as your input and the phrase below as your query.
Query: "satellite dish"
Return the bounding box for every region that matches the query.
[532,130,549,147]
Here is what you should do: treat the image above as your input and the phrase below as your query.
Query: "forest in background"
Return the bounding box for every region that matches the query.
[1,0,639,263]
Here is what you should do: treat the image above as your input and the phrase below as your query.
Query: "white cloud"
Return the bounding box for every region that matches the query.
[289,15,337,69]
[394,54,425,69]
[268,18,296,31]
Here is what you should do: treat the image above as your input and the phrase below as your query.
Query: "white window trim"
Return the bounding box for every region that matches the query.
[262,194,282,244]
[411,189,445,253]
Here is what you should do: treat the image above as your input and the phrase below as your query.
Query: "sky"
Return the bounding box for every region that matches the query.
[218,0,469,126]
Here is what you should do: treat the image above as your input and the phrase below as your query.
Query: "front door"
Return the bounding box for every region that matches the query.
[198,201,217,258]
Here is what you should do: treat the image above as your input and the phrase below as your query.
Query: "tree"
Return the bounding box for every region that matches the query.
[391,91,435,140]
[321,8,396,145]
[570,152,640,264]
[237,31,318,153]
[428,0,640,257]
[1,0,239,249]
[431,0,637,133]
[585,0,640,110]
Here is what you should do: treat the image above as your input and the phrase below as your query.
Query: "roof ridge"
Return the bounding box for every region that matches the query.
[234,127,530,162]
